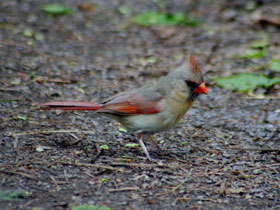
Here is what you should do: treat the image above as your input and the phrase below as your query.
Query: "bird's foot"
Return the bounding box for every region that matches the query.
[138,134,160,163]
[148,135,163,151]
[145,154,158,163]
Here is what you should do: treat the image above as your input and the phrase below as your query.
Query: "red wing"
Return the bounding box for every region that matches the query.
[99,92,162,115]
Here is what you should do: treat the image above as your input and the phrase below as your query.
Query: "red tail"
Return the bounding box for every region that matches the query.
[38,101,101,111]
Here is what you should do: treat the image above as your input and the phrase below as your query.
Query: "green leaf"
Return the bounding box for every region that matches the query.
[250,39,269,49]
[213,73,280,93]
[245,1,257,10]
[235,36,269,59]
[152,0,166,8]
[0,99,20,104]
[98,178,109,184]
[71,205,110,210]
[23,28,33,37]
[268,59,280,72]
[34,33,44,41]
[10,79,21,85]
[145,56,157,64]
[27,40,33,46]
[36,145,49,152]
[14,115,26,120]
[131,11,198,27]
[253,169,261,175]
[100,145,109,150]
[32,208,44,210]
[118,5,129,15]
[180,142,187,146]
[244,48,264,58]
[41,4,71,15]
[125,143,139,148]
[120,155,132,159]
[118,127,127,133]
[0,190,30,201]
[223,167,231,172]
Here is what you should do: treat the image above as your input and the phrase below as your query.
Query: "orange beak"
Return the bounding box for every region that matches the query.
[193,82,208,94]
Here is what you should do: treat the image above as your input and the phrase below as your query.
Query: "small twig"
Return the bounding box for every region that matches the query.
[157,169,193,196]
[5,129,96,137]
[229,147,280,152]
[0,80,8,86]
[69,133,82,145]
[40,167,57,176]
[243,96,280,100]
[50,176,61,191]
[5,130,108,143]
[110,161,191,171]
[35,76,78,84]
[107,187,140,192]
[69,133,79,140]
[0,169,40,181]
[13,136,19,148]
[110,162,163,168]
[0,87,25,91]
[241,163,280,171]
[63,169,68,181]
[206,40,220,64]
[84,171,95,178]
[90,149,104,163]
[0,98,21,103]
[56,161,124,172]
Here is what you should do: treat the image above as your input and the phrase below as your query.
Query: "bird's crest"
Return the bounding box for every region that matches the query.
[188,55,200,75]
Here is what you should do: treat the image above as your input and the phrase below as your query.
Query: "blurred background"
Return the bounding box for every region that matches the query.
[0,0,279,209]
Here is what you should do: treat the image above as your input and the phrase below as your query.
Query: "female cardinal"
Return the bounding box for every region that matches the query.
[39,55,207,161]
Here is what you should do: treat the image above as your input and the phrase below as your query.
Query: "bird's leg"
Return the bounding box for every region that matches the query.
[137,133,156,162]
[148,135,162,150]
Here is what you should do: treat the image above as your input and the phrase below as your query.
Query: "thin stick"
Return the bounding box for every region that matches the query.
[50,176,61,191]
[229,147,280,152]
[107,187,140,192]
[5,130,108,144]
[110,162,163,168]
[157,169,193,196]
[0,169,40,181]
[56,161,124,172]
[5,129,96,137]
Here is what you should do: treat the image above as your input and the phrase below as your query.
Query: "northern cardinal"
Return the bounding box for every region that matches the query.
[39,55,207,161]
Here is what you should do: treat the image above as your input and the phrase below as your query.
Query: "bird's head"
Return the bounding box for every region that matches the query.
[170,55,207,100]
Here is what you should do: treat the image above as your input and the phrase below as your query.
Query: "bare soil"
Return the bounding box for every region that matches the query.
[0,0,279,209]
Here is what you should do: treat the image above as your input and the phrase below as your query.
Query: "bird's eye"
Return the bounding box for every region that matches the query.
[185,80,199,88]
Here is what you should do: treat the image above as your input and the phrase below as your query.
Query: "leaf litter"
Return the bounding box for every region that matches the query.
[0,0,279,209]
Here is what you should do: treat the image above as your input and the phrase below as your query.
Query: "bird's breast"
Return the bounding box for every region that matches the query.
[165,89,193,123]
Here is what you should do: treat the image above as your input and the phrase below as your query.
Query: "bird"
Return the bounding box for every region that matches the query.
[39,55,207,161]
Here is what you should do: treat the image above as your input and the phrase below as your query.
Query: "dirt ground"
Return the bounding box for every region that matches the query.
[0,0,280,209]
